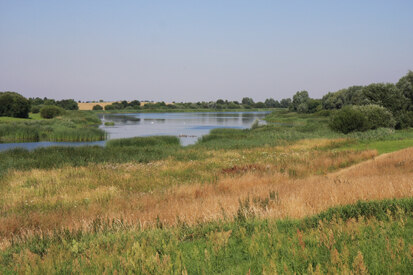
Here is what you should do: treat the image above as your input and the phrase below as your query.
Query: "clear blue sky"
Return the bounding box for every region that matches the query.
[1,1,413,102]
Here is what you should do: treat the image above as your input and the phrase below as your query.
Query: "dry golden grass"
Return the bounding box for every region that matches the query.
[129,148,412,224]
[2,139,411,240]
[78,102,117,110]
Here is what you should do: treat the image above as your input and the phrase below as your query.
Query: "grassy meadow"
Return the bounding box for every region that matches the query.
[0,109,412,273]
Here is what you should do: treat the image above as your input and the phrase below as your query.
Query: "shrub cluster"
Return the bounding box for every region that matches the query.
[40,105,64,119]
[329,105,395,134]
[29,97,79,111]
[92,104,103,110]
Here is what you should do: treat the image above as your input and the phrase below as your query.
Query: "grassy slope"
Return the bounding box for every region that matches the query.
[0,110,412,273]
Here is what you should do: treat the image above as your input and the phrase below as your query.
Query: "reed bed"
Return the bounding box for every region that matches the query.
[0,111,105,142]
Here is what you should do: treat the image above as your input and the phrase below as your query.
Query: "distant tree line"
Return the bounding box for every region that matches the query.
[100,97,292,111]
[2,71,413,130]
[29,97,79,113]
[0,94,78,119]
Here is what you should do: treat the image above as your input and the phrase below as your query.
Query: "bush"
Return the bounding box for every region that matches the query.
[56,99,78,110]
[104,105,115,111]
[40,105,64,119]
[329,106,368,134]
[92,104,103,111]
[0,91,30,118]
[31,105,41,114]
[329,105,396,134]
[355,104,395,129]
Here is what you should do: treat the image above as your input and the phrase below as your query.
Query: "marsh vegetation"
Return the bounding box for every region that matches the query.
[0,108,412,273]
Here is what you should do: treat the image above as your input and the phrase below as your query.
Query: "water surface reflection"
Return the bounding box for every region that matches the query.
[99,112,269,145]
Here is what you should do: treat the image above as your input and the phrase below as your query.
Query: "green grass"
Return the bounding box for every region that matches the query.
[0,111,105,142]
[0,198,411,274]
[336,128,413,154]
[0,142,181,178]
[0,112,42,122]
[107,135,180,147]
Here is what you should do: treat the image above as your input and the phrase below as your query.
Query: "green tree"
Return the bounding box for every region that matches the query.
[307,98,322,113]
[290,91,309,112]
[0,91,30,118]
[92,105,103,110]
[280,98,292,108]
[241,97,254,106]
[254,102,266,108]
[264,98,277,108]
[360,83,405,114]
[128,100,141,108]
[56,99,79,110]
[322,86,364,110]
[396,70,413,110]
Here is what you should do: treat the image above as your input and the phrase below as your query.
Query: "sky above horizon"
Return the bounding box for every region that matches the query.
[1,1,413,102]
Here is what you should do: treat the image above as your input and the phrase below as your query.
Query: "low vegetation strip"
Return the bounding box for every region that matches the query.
[0,198,411,274]
[0,111,105,143]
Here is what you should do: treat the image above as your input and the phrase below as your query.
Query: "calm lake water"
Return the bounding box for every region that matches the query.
[0,111,269,151]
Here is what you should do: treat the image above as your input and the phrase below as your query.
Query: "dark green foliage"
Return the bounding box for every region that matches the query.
[92,104,103,110]
[264,98,280,108]
[40,105,64,119]
[0,91,30,118]
[280,98,292,108]
[242,97,255,106]
[129,100,141,108]
[360,83,406,114]
[104,104,115,110]
[29,97,79,110]
[329,106,369,134]
[290,91,320,113]
[29,97,45,106]
[306,98,322,113]
[396,70,413,110]
[355,104,395,130]
[330,105,396,134]
[322,86,364,110]
[31,105,41,113]
[254,101,265,108]
[56,99,79,110]
[290,90,309,112]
